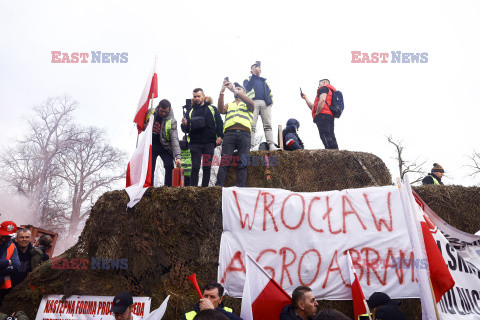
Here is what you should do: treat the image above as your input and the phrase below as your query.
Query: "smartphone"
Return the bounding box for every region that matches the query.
[224,77,229,82]
[300,87,303,96]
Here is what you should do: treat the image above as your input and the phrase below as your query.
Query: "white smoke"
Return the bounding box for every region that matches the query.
[0,192,38,226]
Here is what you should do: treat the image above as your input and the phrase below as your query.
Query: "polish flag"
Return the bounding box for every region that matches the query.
[133,58,158,134]
[144,295,170,320]
[346,251,371,320]
[412,191,455,302]
[240,253,292,320]
[125,116,153,208]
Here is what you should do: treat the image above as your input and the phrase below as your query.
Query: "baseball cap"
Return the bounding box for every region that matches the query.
[0,221,17,236]
[109,292,133,313]
[367,292,400,309]
[234,82,244,90]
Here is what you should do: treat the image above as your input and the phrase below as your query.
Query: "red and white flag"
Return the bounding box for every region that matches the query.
[144,295,169,320]
[399,177,454,320]
[125,116,153,208]
[412,191,455,302]
[346,251,371,320]
[240,253,292,320]
[133,58,158,134]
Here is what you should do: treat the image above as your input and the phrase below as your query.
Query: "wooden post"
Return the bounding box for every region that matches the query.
[278,124,283,150]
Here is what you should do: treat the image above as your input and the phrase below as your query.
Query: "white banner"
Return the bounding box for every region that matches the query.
[414,193,480,319]
[35,295,151,320]
[218,186,420,299]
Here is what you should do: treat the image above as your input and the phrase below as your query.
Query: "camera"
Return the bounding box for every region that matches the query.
[183,99,192,117]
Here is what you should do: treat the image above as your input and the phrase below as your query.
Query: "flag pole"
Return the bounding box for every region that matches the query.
[428,278,443,320]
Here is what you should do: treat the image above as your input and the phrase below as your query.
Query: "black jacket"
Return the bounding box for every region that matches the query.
[182,301,242,320]
[422,173,443,185]
[181,103,223,144]
[374,302,409,320]
[282,126,304,150]
[243,74,273,106]
[279,305,304,320]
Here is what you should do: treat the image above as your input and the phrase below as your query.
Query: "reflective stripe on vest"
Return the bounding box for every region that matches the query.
[224,101,253,132]
[189,105,217,136]
[0,243,15,289]
[165,118,172,142]
[185,307,233,320]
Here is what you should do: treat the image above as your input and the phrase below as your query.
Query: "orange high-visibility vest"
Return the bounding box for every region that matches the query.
[0,243,15,289]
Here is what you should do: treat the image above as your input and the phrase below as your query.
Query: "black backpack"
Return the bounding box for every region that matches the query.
[330,90,344,118]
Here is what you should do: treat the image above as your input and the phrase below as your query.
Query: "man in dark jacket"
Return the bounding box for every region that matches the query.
[183,282,241,320]
[144,99,182,187]
[422,163,444,185]
[279,286,318,320]
[243,61,276,150]
[12,228,43,287]
[367,292,408,320]
[182,88,223,187]
[282,119,304,151]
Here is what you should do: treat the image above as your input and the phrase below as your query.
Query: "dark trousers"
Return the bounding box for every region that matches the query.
[284,133,303,151]
[190,142,216,187]
[152,143,174,186]
[216,130,251,187]
[314,114,338,149]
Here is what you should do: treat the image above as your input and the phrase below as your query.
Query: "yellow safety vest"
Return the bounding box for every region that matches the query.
[224,101,253,133]
[185,307,233,320]
[432,175,440,185]
[145,110,172,142]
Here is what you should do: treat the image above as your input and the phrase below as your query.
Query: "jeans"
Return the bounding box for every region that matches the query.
[190,142,216,187]
[216,130,251,187]
[314,114,338,149]
[152,143,174,186]
[251,100,274,147]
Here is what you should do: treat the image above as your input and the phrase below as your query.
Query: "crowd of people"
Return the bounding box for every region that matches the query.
[107,283,409,320]
[143,61,341,188]
[0,221,52,308]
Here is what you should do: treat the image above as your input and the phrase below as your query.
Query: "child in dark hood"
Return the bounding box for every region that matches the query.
[283,118,304,151]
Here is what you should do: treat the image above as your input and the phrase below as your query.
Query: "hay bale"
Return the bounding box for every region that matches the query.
[3,150,474,320]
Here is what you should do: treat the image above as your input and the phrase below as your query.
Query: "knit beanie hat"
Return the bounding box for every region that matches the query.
[431,163,444,173]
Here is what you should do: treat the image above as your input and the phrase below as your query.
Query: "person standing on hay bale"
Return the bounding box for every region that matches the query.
[109,292,137,320]
[216,80,254,188]
[282,118,304,151]
[182,88,224,187]
[422,163,444,185]
[183,282,242,320]
[243,61,277,151]
[143,99,182,187]
[0,221,20,307]
[301,79,339,150]
[279,285,318,320]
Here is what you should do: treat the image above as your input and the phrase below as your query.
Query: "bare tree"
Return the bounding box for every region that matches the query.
[57,126,127,239]
[466,150,480,180]
[1,95,127,247]
[1,95,77,225]
[387,135,426,184]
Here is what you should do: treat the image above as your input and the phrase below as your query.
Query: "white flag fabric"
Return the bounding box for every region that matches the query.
[133,58,158,134]
[143,295,169,320]
[398,177,438,320]
[125,116,153,208]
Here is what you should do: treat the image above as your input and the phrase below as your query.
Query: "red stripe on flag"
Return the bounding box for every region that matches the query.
[126,163,131,187]
[143,145,152,188]
[251,279,292,320]
[421,221,455,302]
[351,273,367,319]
